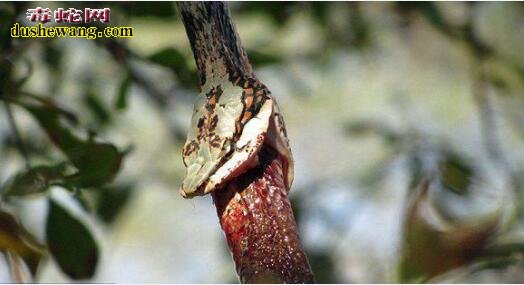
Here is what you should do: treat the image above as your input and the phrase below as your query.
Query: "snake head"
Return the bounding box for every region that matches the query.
[180,78,293,198]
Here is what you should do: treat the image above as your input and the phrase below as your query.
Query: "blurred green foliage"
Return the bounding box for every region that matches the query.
[0,1,523,283]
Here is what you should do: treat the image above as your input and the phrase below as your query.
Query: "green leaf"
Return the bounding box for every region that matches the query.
[17,99,124,188]
[147,47,198,88]
[0,58,14,90]
[307,250,338,283]
[43,43,62,72]
[344,119,400,144]
[115,73,131,110]
[65,141,123,188]
[398,180,501,283]
[20,102,81,152]
[2,163,68,197]
[46,199,99,279]
[246,49,282,67]
[147,47,188,70]
[0,209,45,276]
[0,4,14,51]
[95,185,134,224]
[310,2,329,27]
[82,91,110,125]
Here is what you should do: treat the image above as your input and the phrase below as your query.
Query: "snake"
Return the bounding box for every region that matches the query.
[177,2,293,198]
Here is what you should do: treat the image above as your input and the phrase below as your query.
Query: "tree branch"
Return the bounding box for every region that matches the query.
[213,147,314,283]
[177,2,254,85]
[177,2,314,282]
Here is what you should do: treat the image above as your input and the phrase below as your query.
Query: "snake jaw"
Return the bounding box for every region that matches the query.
[265,100,294,190]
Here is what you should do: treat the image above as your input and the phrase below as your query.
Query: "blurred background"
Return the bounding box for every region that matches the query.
[1,1,524,283]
